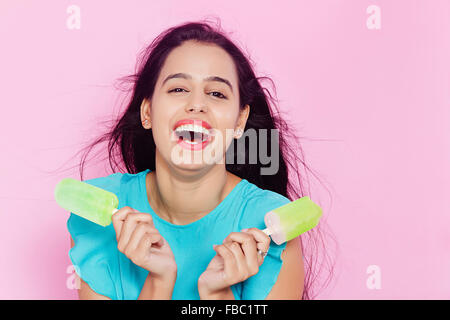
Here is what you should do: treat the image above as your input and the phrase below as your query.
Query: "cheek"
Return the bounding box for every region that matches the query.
[151,101,175,127]
[213,127,239,154]
[149,108,175,144]
[215,108,240,127]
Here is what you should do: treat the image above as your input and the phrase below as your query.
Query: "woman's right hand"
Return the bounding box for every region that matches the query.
[112,206,177,280]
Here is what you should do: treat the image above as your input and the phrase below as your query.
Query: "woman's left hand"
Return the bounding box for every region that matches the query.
[197,228,271,298]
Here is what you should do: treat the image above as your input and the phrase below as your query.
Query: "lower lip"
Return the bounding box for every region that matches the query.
[175,134,213,151]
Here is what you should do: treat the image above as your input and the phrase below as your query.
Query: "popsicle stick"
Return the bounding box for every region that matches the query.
[262,227,273,236]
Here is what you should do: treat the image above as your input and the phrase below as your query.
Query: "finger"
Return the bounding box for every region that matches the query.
[223,232,256,249]
[111,206,135,242]
[133,232,163,267]
[117,212,153,252]
[223,232,259,274]
[241,228,271,252]
[125,222,156,256]
[223,242,248,281]
[242,228,271,266]
[138,232,164,252]
[213,244,238,283]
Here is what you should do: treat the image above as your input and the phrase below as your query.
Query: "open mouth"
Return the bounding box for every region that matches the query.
[173,123,213,150]
[175,129,209,144]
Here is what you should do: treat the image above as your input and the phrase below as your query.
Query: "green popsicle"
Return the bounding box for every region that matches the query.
[54,178,119,227]
[262,196,322,245]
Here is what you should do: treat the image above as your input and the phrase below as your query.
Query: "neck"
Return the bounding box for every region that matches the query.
[145,150,239,225]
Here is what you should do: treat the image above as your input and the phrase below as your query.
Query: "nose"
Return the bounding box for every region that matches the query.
[186,103,207,113]
[186,92,207,113]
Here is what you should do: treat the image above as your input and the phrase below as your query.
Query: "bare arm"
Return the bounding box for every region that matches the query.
[265,236,304,299]
[138,272,177,300]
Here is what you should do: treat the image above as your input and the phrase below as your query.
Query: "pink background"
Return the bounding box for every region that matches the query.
[0,0,448,299]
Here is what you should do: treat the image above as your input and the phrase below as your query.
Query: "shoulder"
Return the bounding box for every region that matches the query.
[82,171,125,193]
[242,179,290,205]
[67,172,126,236]
[238,180,291,230]
[67,170,148,235]
[82,169,149,199]
[66,172,123,235]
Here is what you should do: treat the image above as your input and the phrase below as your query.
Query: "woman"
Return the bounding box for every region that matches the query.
[68,20,332,300]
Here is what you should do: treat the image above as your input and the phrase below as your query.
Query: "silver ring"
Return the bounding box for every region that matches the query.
[257,249,268,258]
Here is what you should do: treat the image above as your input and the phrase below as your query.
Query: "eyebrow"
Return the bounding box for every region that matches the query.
[162,73,233,93]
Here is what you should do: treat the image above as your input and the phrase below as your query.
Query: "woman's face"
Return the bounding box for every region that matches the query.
[141,40,249,171]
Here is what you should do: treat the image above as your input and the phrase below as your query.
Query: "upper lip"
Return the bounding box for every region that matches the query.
[173,119,212,131]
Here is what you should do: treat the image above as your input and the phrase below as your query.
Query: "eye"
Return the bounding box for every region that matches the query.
[209,91,227,99]
[168,88,227,99]
[168,88,187,93]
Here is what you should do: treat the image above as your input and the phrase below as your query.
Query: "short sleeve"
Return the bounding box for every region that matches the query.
[238,190,291,300]
[67,173,123,300]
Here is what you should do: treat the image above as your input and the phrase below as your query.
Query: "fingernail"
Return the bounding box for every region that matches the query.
[241,228,249,232]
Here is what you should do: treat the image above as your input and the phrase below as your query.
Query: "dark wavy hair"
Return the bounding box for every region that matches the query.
[72,18,337,300]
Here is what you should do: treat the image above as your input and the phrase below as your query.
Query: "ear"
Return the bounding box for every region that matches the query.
[236,104,250,130]
[140,98,152,127]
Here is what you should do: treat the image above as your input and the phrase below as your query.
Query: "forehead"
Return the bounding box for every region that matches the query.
[158,41,238,86]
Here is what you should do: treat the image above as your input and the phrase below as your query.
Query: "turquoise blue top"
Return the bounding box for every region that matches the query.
[67,169,291,300]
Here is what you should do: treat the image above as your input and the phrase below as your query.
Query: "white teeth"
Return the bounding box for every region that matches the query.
[183,140,201,145]
[174,124,210,136]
